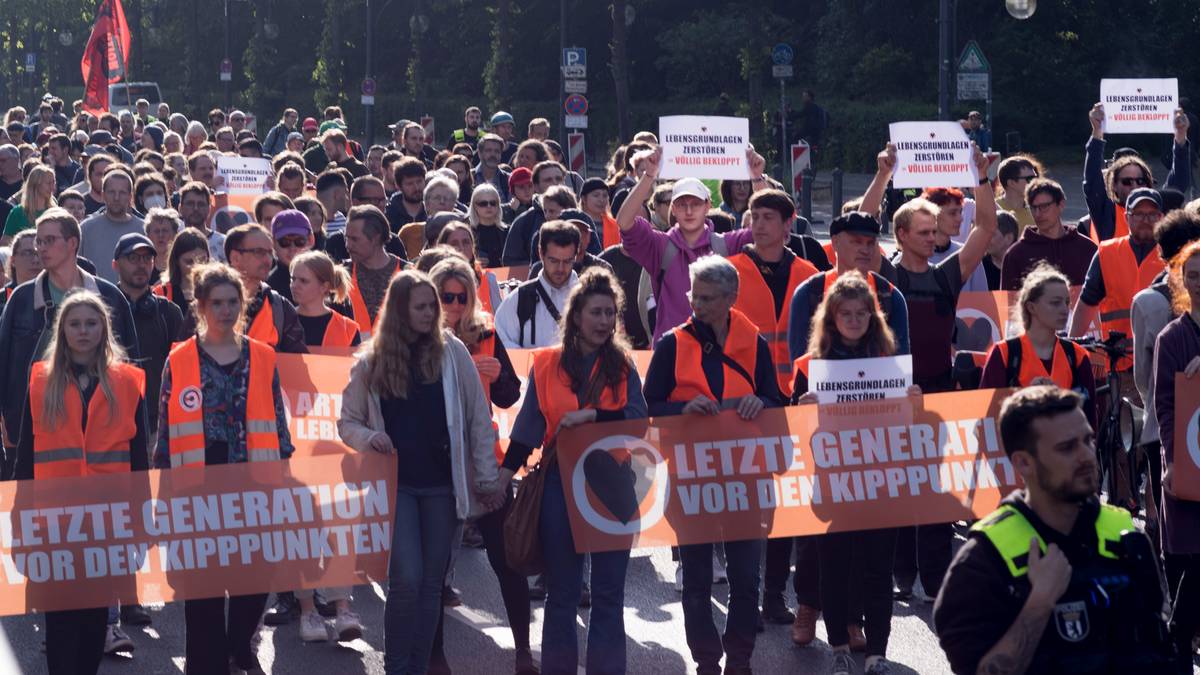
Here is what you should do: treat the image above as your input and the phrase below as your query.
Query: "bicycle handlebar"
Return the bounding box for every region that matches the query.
[1063,331,1130,359]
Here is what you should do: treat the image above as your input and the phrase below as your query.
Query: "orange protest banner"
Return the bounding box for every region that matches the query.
[954,290,1012,353]
[0,452,395,616]
[554,388,1018,552]
[1173,375,1200,501]
[277,353,355,457]
[490,265,530,283]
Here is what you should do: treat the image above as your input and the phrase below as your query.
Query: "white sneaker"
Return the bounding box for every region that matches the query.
[674,563,684,593]
[334,610,364,642]
[299,611,327,642]
[103,625,134,654]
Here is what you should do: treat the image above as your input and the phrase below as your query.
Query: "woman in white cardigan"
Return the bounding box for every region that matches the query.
[338,269,504,675]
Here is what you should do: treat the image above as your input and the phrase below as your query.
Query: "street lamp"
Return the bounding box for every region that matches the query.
[1005,0,1036,20]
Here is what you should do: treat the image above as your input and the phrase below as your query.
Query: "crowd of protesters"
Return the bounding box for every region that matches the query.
[1,92,1199,675]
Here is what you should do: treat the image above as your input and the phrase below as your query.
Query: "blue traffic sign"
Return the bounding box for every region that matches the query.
[563,47,587,68]
[772,43,793,66]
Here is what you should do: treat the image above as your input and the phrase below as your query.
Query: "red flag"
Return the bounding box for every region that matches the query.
[80,0,131,115]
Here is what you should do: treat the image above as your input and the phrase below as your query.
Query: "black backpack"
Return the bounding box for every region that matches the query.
[1001,336,1080,387]
[514,280,563,347]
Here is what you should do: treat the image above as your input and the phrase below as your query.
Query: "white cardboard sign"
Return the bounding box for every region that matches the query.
[889,122,978,189]
[807,355,914,404]
[1100,78,1178,134]
[658,115,751,180]
[215,156,272,195]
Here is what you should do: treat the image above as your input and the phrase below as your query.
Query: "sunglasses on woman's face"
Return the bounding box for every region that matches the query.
[440,291,468,305]
[474,200,498,208]
[1119,176,1149,187]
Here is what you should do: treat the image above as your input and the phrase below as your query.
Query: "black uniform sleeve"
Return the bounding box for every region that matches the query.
[130,397,149,472]
[15,396,34,480]
[933,536,1020,675]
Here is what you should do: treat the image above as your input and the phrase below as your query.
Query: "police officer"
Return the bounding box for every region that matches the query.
[934,385,1174,674]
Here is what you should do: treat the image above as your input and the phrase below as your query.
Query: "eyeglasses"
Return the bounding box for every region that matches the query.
[122,252,155,264]
[1015,174,1038,182]
[276,236,308,249]
[474,200,499,208]
[440,291,468,305]
[1119,176,1149,187]
[235,247,273,258]
[1128,210,1163,222]
[1029,201,1058,213]
[35,235,64,247]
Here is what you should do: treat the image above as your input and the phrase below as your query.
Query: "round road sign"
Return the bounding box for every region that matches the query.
[362,77,377,96]
[563,94,589,116]
[771,44,794,65]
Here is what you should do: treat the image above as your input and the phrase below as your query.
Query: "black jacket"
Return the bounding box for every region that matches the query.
[0,269,141,448]
[123,289,185,433]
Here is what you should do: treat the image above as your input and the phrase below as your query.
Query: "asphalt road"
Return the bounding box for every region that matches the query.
[1,543,955,674]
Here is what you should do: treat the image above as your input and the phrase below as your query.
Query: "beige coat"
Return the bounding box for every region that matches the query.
[338,332,498,519]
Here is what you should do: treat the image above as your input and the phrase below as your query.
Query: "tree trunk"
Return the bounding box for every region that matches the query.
[485,0,513,111]
[610,0,631,143]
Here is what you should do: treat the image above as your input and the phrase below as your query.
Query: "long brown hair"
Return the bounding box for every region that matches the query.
[807,272,896,358]
[1105,155,1153,203]
[1168,240,1200,316]
[366,270,445,398]
[190,263,247,338]
[39,290,128,428]
[559,268,631,404]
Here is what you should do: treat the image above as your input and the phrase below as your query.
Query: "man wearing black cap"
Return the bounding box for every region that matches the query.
[1084,103,1190,242]
[111,232,183,443]
[1069,187,1167,397]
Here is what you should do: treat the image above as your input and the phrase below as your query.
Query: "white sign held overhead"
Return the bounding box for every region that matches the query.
[1100,78,1178,134]
[888,121,979,189]
[807,355,914,404]
[658,116,751,181]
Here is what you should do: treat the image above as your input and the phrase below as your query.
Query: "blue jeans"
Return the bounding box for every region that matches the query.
[385,484,458,675]
[680,539,762,672]
[540,467,630,674]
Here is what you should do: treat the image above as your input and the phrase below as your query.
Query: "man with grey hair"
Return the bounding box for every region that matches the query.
[642,253,782,675]
[118,110,137,153]
[397,174,462,258]
[473,133,511,202]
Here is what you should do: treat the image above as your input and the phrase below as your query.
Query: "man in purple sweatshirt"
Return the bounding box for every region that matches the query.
[999,178,1097,291]
[616,145,760,343]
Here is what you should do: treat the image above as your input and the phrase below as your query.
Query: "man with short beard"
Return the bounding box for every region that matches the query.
[79,168,146,283]
[446,106,482,150]
[473,133,511,202]
[934,385,1173,674]
[322,129,369,179]
[384,157,428,232]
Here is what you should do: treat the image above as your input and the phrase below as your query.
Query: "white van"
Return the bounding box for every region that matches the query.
[107,82,162,116]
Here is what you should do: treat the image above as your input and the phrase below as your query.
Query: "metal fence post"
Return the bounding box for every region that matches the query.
[800,168,814,221]
[831,168,843,217]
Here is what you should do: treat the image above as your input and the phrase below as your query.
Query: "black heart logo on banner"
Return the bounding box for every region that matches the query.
[583,448,655,524]
[954,317,995,352]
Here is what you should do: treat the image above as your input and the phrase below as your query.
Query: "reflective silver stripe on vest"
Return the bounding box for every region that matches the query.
[248,447,281,462]
[86,451,132,465]
[169,421,205,438]
[170,449,206,467]
[762,331,787,341]
[1100,310,1131,322]
[34,447,84,464]
[246,420,278,434]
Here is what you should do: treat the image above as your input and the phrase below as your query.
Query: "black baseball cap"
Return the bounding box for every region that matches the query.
[1125,187,1163,212]
[829,211,882,237]
[113,233,155,259]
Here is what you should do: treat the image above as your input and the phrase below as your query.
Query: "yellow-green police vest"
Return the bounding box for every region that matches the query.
[971,502,1133,577]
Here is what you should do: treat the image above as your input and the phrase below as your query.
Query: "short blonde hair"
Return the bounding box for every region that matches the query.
[892,197,940,233]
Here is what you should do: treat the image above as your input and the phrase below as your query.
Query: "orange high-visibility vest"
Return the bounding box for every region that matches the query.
[476,265,499,315]
[246,293,278,347]
[1087,205,1129,246]
[602,213,621,250]
[473,317,505,464]
[669,309,758,403]
[349,259,402,340]
[165,336,281,468]
[29,361,144,479]
[152,283,173,302]
[992,333,1089,389]
[532,346,628,448]
[320,311,360,347]
[792,353,812,393]
[1095,236,1164,371]
[729,251,818,396]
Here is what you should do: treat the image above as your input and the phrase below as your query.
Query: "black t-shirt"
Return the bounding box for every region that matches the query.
[474,223,508,268]
[53,162,81,193]
[896,253,964,387]
[983,255,1002,291]
[297,312,362,347]
[84,193,104,215]
[266,264,293,305]
[381,376,451,487]
[0,179,20,202]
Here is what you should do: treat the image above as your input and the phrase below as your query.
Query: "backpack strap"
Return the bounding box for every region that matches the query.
[1058,337,1079,378]
[658,240,680,290]
[680,322,755,393]
[1002,337,1023,387]
[514,281,540,348]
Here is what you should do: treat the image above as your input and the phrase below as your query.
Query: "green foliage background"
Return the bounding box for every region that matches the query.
[2,0,1198,169]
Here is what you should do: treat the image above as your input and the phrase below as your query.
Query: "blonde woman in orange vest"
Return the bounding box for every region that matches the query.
[289,250,360,349]
[337,269,503,674]
[429,257,533,672]
[501,268,647,673]
[17,290,147,675]
[791,272,917,674]
[153,263,294,674]
[435,220,502,315]
[980,262,1096,426]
